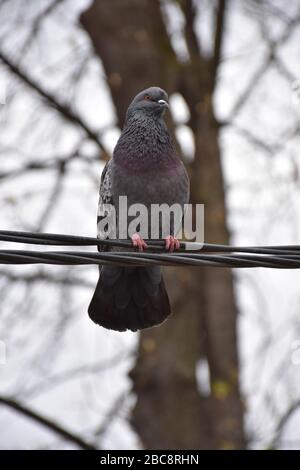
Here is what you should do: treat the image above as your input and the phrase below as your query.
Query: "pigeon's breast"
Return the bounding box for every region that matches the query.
[111,160,189,210]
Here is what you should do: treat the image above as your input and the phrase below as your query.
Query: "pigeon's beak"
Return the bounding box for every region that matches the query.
[158,99,169,109]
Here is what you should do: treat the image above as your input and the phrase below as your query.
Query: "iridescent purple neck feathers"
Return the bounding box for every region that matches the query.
[113,112,180,173]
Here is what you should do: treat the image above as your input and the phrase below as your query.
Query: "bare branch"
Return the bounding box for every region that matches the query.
[225,54,272,122]
[270,399,300,449]
[0,49,110,158]
[0,396,97,450]
[224,5,300,122]
[227,124,273,154]
[212,0,227,87]
[94,392,129,437]
[35,164,66,232]
[0,269,94,288]
[277,11,300,45]
[19,0,64,60]
[181,0,201,60]
[0,152,100,180]
[21,351,136,399]
[230,120,300,157]
[272,53,297,82]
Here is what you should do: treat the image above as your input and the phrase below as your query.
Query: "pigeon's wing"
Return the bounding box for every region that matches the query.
[97,160,115,252]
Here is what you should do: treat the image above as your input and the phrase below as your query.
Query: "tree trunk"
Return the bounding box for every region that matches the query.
[81,0,245,449]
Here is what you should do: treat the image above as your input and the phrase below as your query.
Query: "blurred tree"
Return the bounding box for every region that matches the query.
[81,0,244,449]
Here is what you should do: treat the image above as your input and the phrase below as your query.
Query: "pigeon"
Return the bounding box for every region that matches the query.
[88,86,190,331]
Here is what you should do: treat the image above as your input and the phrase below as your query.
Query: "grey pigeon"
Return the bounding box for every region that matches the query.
[88,87,190,331]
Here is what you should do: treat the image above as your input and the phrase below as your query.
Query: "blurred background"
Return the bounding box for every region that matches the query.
[0,0,300,450]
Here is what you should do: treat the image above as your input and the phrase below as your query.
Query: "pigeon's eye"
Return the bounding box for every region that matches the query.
[144,94,152,101]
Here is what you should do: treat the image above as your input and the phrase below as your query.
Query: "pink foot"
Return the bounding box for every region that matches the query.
[165,235,180,252]
[131,233,148,252]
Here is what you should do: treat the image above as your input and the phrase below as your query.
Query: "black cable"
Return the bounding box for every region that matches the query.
[1,230,300,253]
[1,230,300,268]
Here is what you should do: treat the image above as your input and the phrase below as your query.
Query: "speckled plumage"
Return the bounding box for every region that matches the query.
[89,87,190,332]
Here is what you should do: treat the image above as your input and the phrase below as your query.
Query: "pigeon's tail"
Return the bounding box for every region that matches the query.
[88,266,171,332]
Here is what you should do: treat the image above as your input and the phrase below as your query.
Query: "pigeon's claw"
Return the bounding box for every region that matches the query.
[131,233,148,252]
[165,235,180,252]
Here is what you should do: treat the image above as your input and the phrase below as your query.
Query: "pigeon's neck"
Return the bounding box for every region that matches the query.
[114,114,180,173]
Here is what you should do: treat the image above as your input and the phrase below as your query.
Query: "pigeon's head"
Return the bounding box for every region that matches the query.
[126,87,169,120]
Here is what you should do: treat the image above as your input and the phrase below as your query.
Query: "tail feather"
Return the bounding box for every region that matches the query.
[88,266,171,331]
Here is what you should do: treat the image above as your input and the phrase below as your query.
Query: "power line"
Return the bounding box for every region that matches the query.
[1,230,300,268]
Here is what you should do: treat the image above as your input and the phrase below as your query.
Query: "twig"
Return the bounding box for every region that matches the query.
[0,396,97,450]
[0,49,109,158]
[212,0,227,87]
